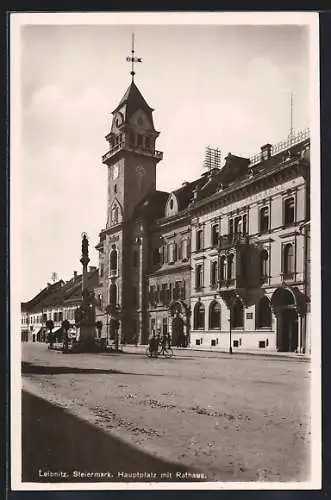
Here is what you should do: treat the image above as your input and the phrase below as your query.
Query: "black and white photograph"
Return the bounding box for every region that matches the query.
[10,12,321,490]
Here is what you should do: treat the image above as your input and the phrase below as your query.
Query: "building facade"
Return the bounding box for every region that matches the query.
[22,75,311,355]
[94,76,311,354]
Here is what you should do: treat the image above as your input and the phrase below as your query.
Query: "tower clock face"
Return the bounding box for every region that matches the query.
[136,165,145,176]
[113,164,119,179]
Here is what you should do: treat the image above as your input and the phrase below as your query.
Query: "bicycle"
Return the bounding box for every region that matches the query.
[145,343,174,358]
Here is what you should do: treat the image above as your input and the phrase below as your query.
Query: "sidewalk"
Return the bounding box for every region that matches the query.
[121,344,311,362]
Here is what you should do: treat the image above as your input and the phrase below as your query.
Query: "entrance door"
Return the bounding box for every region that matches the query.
[172,316,185,346]
[278,308,298,352]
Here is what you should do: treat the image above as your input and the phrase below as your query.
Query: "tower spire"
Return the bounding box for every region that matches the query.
[126,33,142,82]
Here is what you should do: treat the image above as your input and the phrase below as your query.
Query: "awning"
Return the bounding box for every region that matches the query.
[52,327,63,334]
[31,327,42,336]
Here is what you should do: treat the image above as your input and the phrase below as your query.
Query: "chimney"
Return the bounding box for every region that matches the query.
[73,271,78,280]
[261,143,272,161]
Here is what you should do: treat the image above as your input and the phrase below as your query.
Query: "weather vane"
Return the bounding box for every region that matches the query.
[126,33,142,82]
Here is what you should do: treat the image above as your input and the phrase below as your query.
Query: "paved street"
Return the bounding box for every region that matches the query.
[21,343,311,483]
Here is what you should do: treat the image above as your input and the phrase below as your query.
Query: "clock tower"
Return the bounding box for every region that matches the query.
[97,69,163,343]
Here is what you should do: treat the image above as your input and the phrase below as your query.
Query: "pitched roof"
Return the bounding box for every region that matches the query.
[24,269,101,313]
[112,82,154,124]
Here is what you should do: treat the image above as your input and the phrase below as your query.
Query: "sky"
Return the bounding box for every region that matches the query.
[13,14,314,301]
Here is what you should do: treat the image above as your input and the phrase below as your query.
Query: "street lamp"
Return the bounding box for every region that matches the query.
[229,305,233,355]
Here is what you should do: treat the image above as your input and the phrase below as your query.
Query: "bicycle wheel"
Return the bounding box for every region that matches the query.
[164,347,174,358]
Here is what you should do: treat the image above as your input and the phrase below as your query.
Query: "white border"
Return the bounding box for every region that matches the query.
[10,11,321,491]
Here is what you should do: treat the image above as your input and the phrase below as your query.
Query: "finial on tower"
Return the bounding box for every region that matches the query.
[126,33,142,82]
[288,91,295,142]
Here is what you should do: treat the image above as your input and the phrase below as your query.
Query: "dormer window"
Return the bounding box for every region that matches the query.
[137,134,143,147]
[145,136,151,150]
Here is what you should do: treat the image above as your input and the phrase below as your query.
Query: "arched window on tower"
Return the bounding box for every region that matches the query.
[109,283,117,307]
[209,301,221,329]
[231,298,244,329]
[256,297,272,328]
[194,302,205,330]
[109,245,117,273]
[111,204,119,225]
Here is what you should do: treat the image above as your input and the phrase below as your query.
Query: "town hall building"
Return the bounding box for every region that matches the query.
[21,54,311,355]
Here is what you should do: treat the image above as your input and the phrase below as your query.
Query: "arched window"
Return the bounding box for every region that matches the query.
[220,255,227,282]
[228,254,234,281]
[211,224,219,246]
[231,298,244,328]
[209,301,221,329]
[194,302,205,330]
[109,283,117,307]
[111,204,119,225]
[260,249,269,279]
[283,243,294,275]
[256,297,272,328]
[109,245,117,272]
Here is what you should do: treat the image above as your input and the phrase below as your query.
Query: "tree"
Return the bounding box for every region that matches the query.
[46,319,55,348]
[62,320,71,352]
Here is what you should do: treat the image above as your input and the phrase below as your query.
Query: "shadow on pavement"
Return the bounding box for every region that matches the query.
[21,361,163,377]
[22,391,202,483]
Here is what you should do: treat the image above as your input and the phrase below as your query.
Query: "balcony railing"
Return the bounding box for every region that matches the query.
[218,233,248,250]
[249,128,310,166]
[219,278,235,289]
[102,142,163,163]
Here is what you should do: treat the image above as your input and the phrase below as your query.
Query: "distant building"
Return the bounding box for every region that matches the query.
[21,268,100,342]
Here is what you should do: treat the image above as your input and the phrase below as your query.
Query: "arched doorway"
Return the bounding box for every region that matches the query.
[169,301,189,347]
[272,288,298,352]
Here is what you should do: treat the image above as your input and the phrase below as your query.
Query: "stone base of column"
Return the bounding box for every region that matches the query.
[72,323,97,352]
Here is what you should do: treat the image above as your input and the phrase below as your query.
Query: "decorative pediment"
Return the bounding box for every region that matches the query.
[107,198,123,228]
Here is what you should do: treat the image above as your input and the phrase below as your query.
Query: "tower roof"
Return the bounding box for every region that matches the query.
[112,81,154,117]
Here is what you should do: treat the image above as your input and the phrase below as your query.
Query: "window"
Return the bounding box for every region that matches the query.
[114,184,117,193]
[256,297,272,328]
[227,254,234,281]
[168,243,177,263]
[53,312,58,322]
[194,302,205,329]
[195,264,203,290]
[243,214,248,235]
[110,246,117,272]
[220,255,227,282]
[111,204,119,225]
[149,286,156,305]
[145,136,151,149]
[210,261,218,287]
[196,229,203,251]
[137,134,143,147]
[211,224,219,246]
[259,206,269,233]
[260,249,269,280]
[234,216,242,234]
[169,199,174,209]
[58,311,63,322]
[284,197,295,225]
[231,299,244,328]
[173,281,181,300]
[160,284,168,305]
[133,250,138,267]
[182,239,189,260]
[283,243,294,276]
[229,218,234,234]
[109,283,117,306]
[209,301,221,329]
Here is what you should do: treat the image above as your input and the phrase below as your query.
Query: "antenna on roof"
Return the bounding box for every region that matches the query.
[203,146,222,171]
[288,91,295,142]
